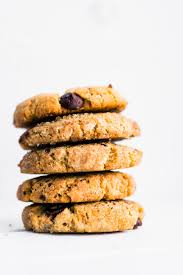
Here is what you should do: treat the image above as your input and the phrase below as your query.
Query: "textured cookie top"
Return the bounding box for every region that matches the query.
[17,172,135,203]
[19,113,140,150]
[22,200,144,233]
[19,142,143,174]
[13,85,127,128]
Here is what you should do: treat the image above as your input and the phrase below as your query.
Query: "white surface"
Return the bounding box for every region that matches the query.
[0,0,183,274]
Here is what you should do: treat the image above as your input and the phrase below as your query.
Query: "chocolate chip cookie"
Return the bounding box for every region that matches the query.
[19,142,143,174]
[19,113,140,149]
[14,85,127,128]
[17,172,135,203]
[22,200,144,233]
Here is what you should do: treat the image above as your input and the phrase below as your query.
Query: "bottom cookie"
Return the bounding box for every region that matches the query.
[22,200,144,233]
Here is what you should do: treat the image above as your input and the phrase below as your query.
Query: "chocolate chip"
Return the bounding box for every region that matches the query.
[133,218,142,229]
[70,206,75,213]
[44,204,65,221]
[45,148,51,153]
[60,93,84,109]
[108,84,113,88]
[39,194,46,201]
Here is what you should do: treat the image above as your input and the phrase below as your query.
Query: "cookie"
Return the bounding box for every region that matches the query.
[17,172,135,203]
[22,200,144,233]
[19,142,143,174]
[19,113,140,150]
[13,85,127,128]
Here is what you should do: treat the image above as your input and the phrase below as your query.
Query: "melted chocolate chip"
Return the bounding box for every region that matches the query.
[44,204,65,221]
[60,93,84,109]
[133,218,142,229]
[108,84,113,88]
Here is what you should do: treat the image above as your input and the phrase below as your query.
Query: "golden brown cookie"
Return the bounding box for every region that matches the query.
[22,200,144,233]
[13,85,127,128]
[19,142,143,174]
[17,172,135,203]
[19,113,140,150]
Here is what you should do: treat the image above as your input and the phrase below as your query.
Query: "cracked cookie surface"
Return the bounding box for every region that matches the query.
[22,200,144,233]
[19,113,140,149]
[14,86,127,128]
[19,142,143,174]
[17,172,135,203]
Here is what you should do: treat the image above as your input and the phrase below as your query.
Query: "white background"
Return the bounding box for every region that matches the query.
[0,0,182,274]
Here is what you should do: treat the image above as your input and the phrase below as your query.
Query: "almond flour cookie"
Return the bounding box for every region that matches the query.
[19,113,140,150]
[19,142,143,174]
[17,172,135,203]
[14,85,127,128]
[22,200,144,233]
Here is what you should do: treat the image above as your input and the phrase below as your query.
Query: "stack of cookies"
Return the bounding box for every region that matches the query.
[14,85,144,233]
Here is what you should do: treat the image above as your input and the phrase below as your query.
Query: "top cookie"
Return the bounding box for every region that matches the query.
[13,85,127,128]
